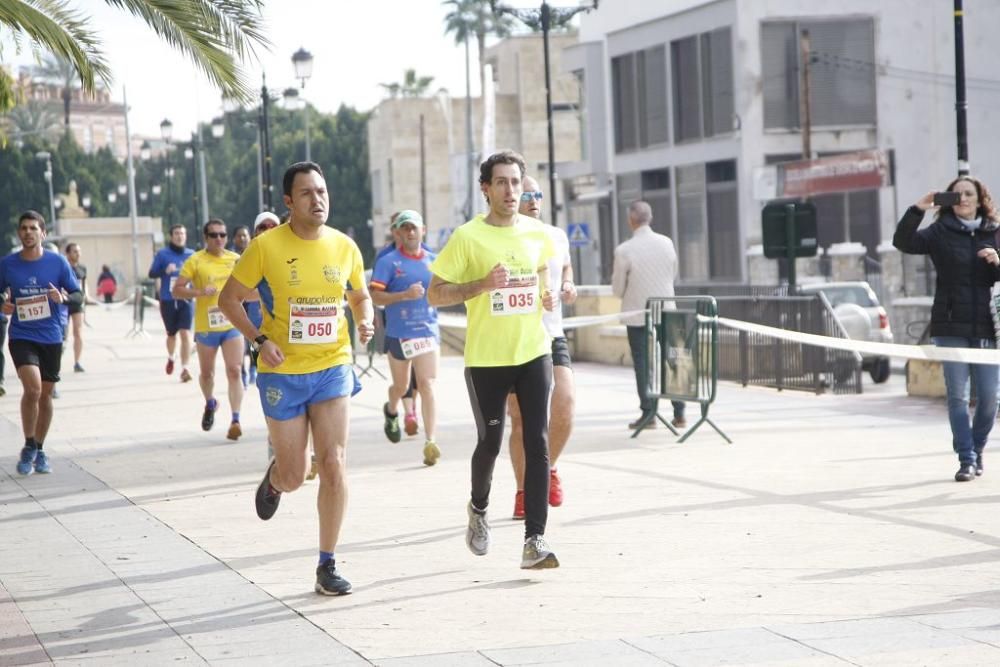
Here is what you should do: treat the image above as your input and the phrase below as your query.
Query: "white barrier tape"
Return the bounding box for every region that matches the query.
[437,309,648,331]
[705,315,1000,366]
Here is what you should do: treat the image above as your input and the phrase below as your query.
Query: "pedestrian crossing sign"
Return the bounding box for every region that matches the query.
[567,223,590,247]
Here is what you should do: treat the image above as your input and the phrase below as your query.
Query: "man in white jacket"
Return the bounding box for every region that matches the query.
[611,201,685,430]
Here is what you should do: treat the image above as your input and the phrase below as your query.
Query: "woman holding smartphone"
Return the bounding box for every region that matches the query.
[894,176,1000,482]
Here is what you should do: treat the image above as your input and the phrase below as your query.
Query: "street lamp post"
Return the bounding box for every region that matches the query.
[184,142,200,245]
[291,47,314,161]
[160,118,175,228]
[491,0,598,227]
[259,73,274,210]
[35,151,57,236]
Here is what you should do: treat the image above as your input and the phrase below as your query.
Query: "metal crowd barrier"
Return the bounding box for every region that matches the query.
[632,295,731,444]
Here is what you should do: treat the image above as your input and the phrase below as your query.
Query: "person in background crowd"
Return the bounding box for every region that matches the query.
[893,176,1000,482]
[612,201,686,432]
[96,265,117,304]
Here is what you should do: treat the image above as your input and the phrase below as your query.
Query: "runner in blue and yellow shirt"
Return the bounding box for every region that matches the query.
[173,218,243,440]
[370,209,441,466]
[219,161,374,597]
[0,211,82,476]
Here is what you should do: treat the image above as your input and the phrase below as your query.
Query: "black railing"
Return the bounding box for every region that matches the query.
[675,285,862,394]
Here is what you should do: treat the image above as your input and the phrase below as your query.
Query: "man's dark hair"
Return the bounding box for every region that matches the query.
[479,150,526,185]
[234,225,250,236]
[282,161,325,197]
[203,218,226,236]
[168,223,186,235]
[18,210,45,228]
[65,242,79,254]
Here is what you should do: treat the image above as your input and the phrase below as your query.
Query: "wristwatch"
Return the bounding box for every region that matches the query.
[252,334,268,352]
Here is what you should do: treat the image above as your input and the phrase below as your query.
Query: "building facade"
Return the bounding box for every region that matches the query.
[562,0,1000,285]
[367,32,582,250]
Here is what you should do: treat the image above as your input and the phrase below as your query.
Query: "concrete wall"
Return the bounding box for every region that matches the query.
[58,216,161,295]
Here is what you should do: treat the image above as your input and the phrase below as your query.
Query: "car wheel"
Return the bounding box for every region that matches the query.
[869,356,891,384]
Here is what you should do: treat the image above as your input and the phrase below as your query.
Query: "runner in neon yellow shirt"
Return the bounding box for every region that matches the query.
[219,161,374,596]
[429,150,560,570]
[173,218,244,441]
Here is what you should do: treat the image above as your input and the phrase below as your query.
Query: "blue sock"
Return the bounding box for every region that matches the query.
[319,551,334,565]
[231,412,240,424]
[206,397,217,410]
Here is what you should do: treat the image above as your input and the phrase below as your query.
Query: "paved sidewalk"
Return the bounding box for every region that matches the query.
[2,306,1000,665]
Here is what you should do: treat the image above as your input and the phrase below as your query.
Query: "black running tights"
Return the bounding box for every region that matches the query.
[465,354,552,538]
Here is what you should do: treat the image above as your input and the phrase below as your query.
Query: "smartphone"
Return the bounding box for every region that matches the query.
[933,191,962,207]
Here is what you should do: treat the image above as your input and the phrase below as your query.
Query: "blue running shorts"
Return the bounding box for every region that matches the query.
[194,328,242,348]
[160,300,194,336]
[256,364,362,421]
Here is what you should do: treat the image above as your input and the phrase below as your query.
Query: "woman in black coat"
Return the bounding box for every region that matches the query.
[894,176,1000,482]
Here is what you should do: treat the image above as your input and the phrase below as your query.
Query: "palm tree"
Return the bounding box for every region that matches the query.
[442,0,514,96]
[379,70,436,99]
[0,0,268,106]
[35,54,77,130]
[4,100,62,144]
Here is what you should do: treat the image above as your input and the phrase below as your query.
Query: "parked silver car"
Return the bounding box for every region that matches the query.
[799,281,894,383]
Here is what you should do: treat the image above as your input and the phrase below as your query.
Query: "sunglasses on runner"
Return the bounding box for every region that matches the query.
[205,232,227,239]
[520,191,544,202]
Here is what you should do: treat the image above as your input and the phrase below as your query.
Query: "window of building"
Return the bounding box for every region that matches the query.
[612,46,668,153]
[612,53,639,152]
[761,18,876,129]
[671,28,734,143]
[676,164,708,280]
[574,69,589,161]
[706,159,740,279]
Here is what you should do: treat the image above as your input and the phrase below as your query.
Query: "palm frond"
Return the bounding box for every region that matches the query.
[0,0,111,93]
[102,0,269,103]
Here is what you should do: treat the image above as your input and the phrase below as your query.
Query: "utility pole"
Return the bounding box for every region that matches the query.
[799,29,812,160]
[954,0,969,175]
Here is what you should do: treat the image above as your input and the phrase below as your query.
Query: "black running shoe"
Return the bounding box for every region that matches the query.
[201,401,217,431]
[315,560,352,595]
[975,450,984,477]
[955,464,976,482]
[254,459,281,520]
[383,402,401,443]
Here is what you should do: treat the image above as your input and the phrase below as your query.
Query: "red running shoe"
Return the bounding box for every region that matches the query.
[512,490,525,520]
[404,411,419,436]
[166,358,175,375]
[549,468,563,507]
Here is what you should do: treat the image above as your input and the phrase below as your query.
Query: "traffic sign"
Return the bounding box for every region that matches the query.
[567,222,590,247]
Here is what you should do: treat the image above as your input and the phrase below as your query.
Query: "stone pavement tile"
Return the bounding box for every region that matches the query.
[766,616,986,663]
[907,607,1000,630]
[480,639,668,665]
[626,627,848,666]
[374,651,496,666]
[0,582,48,667]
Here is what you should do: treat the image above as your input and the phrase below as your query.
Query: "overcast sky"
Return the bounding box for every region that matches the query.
[2,0,491,138]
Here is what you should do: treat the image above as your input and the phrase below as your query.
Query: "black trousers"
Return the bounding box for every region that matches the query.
[626,325,684,419]
[465,354,552,538]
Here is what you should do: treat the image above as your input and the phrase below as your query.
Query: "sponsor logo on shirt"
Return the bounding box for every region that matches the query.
[322,265,341,283]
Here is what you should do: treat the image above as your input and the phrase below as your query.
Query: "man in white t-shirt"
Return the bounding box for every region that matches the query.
[507,175,576,520]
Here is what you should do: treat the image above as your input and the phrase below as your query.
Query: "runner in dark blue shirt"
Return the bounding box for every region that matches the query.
[149,224,195,381]
[0,211,82,476]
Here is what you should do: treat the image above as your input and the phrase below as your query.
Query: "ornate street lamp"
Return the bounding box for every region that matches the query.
[490,0,599,227]
[291,47,314,161]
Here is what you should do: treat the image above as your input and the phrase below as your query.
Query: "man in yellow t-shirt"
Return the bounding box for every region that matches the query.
[428,149,560,570]
[173,218,243,440]
[219,161,374,597]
